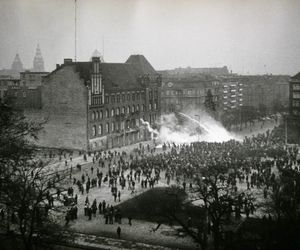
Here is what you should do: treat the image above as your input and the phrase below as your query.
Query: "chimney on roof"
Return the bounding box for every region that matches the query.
[56,64,60,69]
[64,58,73,64]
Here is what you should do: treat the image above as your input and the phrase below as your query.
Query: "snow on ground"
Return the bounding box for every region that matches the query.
[44,120,278,249]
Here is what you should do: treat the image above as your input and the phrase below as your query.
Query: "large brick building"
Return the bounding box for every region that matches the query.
[39,55,161,151]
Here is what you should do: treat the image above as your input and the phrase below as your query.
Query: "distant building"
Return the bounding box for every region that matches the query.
[287,72,300,144]
[218,76,243,112]
[0,76,20,102]
[161,78,219,114]
[33,55,161,151]
[0,46,46,79]
[242,75,289,114]
[159,66,229,77]
[11,53,24,73]
[160,75,243,120]
[33,44,45,72]
[5,71,48,109]
[0,53,25,78]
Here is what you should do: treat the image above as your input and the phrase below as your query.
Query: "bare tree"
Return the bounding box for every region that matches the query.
[0,99,68,250]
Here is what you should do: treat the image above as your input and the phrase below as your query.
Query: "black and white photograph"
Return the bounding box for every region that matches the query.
[0,0,300,249]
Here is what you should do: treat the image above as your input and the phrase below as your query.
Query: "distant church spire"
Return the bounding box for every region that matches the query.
[11,53,23,72]
[33,44,45,71]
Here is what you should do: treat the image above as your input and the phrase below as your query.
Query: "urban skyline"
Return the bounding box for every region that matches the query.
[0,0,300,75]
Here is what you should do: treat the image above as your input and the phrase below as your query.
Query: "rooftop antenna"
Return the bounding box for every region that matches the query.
[75,0,77,62]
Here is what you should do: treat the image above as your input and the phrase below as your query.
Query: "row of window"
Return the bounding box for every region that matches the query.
[164,89,220,96]
[91,114,158,137]
[293,92,300,99]
[293,84,300,91]
[293,100,300,107]
[105,91,143,104]
[91,103,158,120]
[91,119,139,136]
[293,109,300,116]
[104,90,158,104]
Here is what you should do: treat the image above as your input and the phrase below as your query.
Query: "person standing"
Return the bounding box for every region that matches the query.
[117,226,121,238]
[118,191,121,202]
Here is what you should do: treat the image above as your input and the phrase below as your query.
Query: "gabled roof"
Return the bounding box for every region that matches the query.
[291,72,300,80]
[45,55,158,90]
[101,63,140,89]
[125,55,156,76]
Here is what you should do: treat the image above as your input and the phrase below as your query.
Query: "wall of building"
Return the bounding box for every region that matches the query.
[242,75,289,113]
[41,66,88,150]
[161,80,219,114]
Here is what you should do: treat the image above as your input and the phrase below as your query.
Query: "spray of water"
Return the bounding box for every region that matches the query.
[140,111,240,144]
[140,118,159,140]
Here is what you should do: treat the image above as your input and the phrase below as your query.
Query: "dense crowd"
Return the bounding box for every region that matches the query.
[35,125,298,239]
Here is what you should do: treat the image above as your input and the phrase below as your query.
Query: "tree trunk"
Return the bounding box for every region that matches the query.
[24,238,32,250]
[212,223,221,250]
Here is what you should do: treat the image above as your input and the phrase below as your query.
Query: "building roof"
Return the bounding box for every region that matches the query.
[102,63,140,89]
[291,72,300,80]
[55,55,159,90]
[125,55,157,76]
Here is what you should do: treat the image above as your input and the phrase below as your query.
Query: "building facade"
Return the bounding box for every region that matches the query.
[5,71,48,109]
[218,77,243,112]
[160,75,244,121]
[287,72,300,144]
[0,76,20,102]
[161,79,219,114]
[242,75,289,114]
[39,55,161,151]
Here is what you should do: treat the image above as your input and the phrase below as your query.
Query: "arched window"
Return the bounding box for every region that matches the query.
[126,120,130,129]
[92,125,96,136]
[111,108,115,117]
[136,104,139,111]
[92,111,95,120]
[142,105,146,112]
[154,102,157,110]
[116,107,120,115]
[106,123,109,133]
[105,109,109,118]
[98,124,102,135]
[149,103,152,110]
[132,119,136,127]
[132,105,135,113]
[111,122,115,132]
[127,106,130,114]
[96,111,99,120]
[122,107,125,114]
[99,110,103,119]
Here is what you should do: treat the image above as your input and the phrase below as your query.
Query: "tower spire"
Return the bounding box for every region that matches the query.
[33,44,45,71]
[11,53,24,72]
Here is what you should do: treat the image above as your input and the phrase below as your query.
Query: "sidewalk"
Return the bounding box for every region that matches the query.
[63,231,195,250]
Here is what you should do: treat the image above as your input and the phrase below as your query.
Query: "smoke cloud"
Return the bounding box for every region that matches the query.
[142,110,241,145]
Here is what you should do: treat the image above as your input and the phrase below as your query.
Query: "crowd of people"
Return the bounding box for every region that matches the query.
[54,125,299,239]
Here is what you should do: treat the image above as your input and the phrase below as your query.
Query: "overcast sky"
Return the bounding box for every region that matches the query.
[0,0,300,75]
